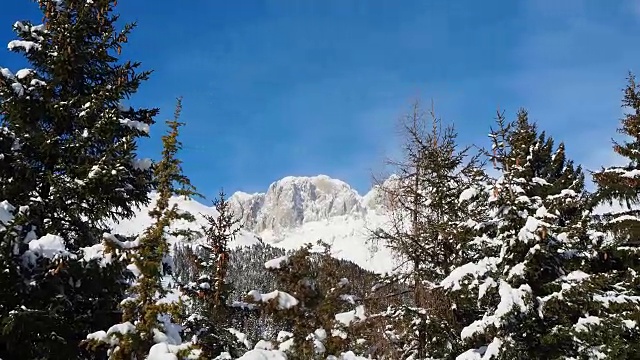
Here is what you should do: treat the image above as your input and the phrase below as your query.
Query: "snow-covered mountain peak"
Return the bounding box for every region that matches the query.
[230,175,368,233]
[111,176,397,273]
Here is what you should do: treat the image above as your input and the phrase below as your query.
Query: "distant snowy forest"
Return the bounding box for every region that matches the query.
[1,1,640,360]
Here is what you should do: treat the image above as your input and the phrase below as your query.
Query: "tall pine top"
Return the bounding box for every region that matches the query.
[0,0,157,247]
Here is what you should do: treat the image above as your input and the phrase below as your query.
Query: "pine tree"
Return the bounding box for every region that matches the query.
[180,190,248,358]
[248,242,361,360]
[368,101,486,358]
[443,110,592,359]
[593,73,640,247]
[572,73,640,358]
[0,1,156,358]
[86,98,201,359]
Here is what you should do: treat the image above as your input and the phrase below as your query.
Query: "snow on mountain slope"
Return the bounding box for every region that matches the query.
[258,211,394,273]
[228,175,397,272]
[110,175,396,273]
[110,192,262,250]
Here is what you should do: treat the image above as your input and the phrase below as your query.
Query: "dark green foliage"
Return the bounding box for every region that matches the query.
[247,241,372,360]
[87,98,201,359]
[174,239,379,352]
[581,73,640,357]
[0,1,156,358]
[175,241,286,344]
[447,110,594,359]
[372,102,485,283]
[593,73,640,254]
[0,0,156,245]
[180,190,248,358]
[368,101,487,358]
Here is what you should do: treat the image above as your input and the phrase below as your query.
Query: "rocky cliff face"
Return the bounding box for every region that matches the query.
[230,175,381,234]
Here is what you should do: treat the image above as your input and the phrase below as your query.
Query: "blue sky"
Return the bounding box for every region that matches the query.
[1,1,639,199]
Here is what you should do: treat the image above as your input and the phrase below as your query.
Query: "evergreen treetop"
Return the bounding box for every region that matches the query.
[445,110,594,359]
[593,73,640,246]
[87,98,201,359]
[368,101,489,358]
[0,1,157,358]
[0,0,157,247]
[180,190,247,359]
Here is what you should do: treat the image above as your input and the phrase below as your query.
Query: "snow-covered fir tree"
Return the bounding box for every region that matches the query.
[367,102,487,359]
[180,190,249,358]
[442,110,593,359]
[246,242,366,360]
[0,0,156,358]
[85,99,201,359]
[568,73,640,358]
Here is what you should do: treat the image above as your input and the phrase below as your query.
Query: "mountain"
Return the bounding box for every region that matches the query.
[110,175,396,273]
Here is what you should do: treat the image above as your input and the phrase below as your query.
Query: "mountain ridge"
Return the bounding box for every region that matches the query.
[229,174,384,234]
[111,174,396,273]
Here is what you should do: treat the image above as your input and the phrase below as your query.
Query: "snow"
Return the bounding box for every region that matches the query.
[256,213,394,273]
[518,216,541,242]
[237,349,286,360]
[254,340,273,350]
[7,40,41,52]
[264,255,289,269]
[11,83,24,96]
[478,277,496,300]
[456,346,487,360]
[30,79,45,87]
[111,176,396,273]
[119,118,150,133]
[230,175,366,233]
[507,262,526,280]
[335,352,369,360]
[574,316,601,332]
[147,342,195,360]
[535,206,556,219]
[227,328,251,349]
[13,21,45,38]
[0,200,15,229]
[107,321,136,336]
[531,177,550,186]
[24,234,73,264]
[441,256,499,290]
[611,214,639,223]
[111,192,261,251]
[276,331,292,343]
[460,281,531,339]
[81,243,113,266]
[247,290,299,310]
[605,168,640,178]
[15,68,33,79]
[593,293,640,307]
[620,169,640,177]
[623,319,637,329]
[483,337,502,359]
[0,67,14,80]
[459,187,478,203]
[103,232,139,249]
[548,189,578,199]
[565,271,590,281]
[334,305,366,326]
